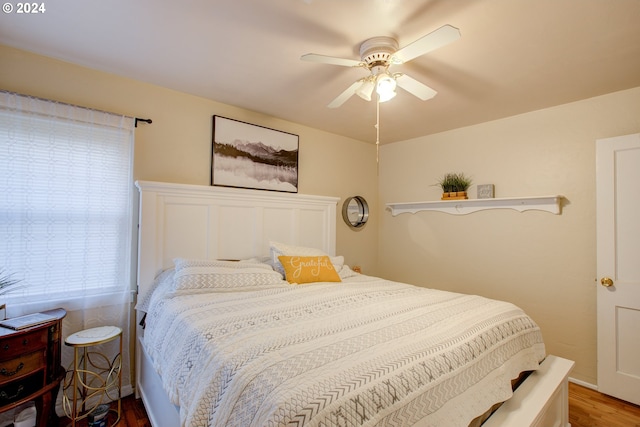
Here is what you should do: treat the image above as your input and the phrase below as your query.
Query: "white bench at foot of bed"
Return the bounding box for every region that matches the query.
[484,355,575,427]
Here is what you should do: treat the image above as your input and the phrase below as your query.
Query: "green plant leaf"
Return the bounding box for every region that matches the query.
[436,172,472,192]
[0,268,23,296]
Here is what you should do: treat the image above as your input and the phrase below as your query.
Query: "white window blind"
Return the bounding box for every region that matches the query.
[0,91,135,310]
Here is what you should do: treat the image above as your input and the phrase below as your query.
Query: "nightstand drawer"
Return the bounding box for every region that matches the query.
[0,370,44,406]
[0,330,47,359]
[0,350,45,383]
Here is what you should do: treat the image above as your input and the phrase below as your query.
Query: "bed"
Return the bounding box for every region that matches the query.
[134,180,574,427]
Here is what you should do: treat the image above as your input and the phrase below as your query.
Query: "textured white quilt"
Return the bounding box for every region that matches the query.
[142,274,545,427]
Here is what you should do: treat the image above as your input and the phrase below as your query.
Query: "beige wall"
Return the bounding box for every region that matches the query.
[0,45,379,272]
[378,86,640,385]
[5,43,640,386]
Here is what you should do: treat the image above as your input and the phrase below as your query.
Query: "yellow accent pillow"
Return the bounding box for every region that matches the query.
[278,255,342,284]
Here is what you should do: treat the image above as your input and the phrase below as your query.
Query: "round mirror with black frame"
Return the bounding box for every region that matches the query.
[342,196,369,229]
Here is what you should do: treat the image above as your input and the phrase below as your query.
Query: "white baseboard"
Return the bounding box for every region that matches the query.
[568,377,598,391]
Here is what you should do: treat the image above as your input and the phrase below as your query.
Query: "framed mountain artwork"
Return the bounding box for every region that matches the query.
[211,116,299,193]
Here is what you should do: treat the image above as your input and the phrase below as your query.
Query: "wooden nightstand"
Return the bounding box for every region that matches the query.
[0,308,66,427]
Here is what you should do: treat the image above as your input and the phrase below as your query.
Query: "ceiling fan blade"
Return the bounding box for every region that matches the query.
[391,24,461,64]
[300,53,363,67]
[328,80,363,108]
[395,74,437,101]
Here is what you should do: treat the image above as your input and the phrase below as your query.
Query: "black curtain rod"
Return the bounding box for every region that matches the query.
[135,117,153,127]
[2,91,154,128]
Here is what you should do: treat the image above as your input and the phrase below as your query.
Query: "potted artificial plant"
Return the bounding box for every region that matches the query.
[437,173,472,200]
[0,268,22,320]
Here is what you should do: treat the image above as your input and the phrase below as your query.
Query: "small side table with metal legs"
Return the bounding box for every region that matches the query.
[62,326,122,426]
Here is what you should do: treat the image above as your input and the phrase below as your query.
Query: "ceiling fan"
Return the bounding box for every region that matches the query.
[301,25,461,108]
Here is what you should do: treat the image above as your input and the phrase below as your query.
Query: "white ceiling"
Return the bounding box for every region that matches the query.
[2,0,639,144]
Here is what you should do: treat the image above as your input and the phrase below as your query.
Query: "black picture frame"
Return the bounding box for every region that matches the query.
[211,116,299,193]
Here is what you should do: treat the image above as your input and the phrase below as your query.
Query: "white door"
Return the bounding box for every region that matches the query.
[596,133,640,405]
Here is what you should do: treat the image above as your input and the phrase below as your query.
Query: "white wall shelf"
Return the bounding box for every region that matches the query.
[386,195,564,216]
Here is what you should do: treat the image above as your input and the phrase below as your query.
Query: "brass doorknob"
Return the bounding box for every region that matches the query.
[600,277,614,287]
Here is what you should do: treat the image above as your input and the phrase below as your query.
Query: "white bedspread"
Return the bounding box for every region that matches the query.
[143,274,545,427]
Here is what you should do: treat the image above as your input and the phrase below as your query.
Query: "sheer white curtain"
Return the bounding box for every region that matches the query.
[0,91,137,404]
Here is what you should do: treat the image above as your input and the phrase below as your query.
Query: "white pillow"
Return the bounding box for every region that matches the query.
[338,264,360,279]
[328,255,345,273]
[135,268,175,312]
[174,258,273,272]
[171,258,284,294]
[269,242,344,275]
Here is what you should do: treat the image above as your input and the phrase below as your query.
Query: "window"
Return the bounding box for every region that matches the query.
[0,91,135,312]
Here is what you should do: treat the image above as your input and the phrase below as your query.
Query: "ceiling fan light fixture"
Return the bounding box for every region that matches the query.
[303,24,460,109]
[378,89,396,103]
[376,73,397,102]
[356,80,375,101]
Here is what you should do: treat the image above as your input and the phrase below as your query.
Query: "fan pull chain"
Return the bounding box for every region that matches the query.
[375,96,380,174]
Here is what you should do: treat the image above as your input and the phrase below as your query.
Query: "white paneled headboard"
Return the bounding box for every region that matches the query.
[135,180,339,298]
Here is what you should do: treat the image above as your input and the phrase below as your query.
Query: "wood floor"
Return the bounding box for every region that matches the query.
[60,382,640,427]
[57,396,151,427]
[568,382,640,427]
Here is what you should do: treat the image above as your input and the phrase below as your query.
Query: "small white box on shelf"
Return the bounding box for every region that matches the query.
[477,184,495,199]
